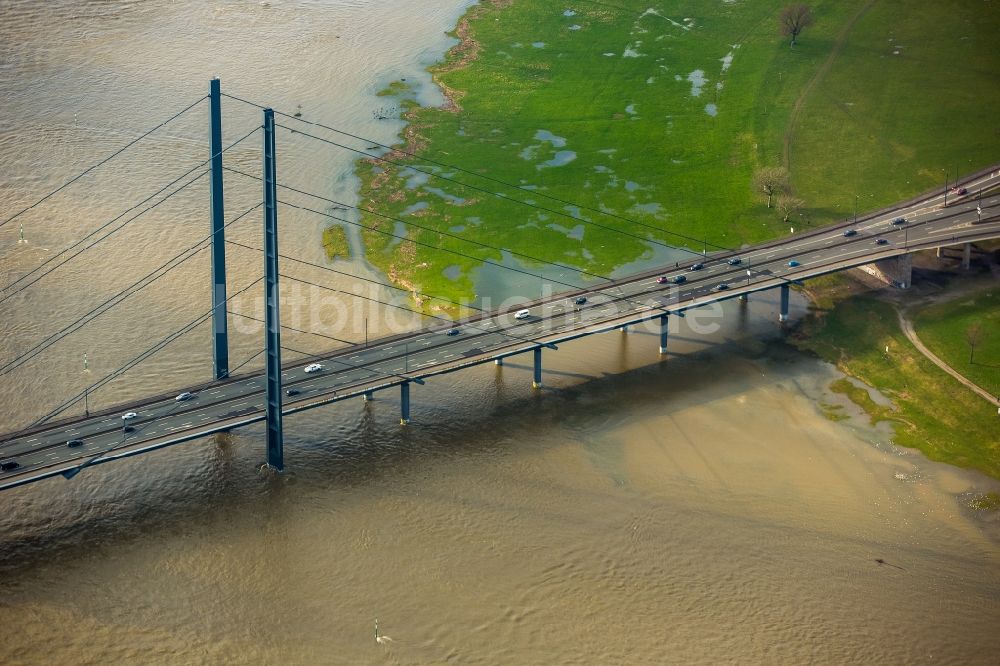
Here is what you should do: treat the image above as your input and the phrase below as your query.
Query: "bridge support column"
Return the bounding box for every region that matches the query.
[963,243,972,270]
[779,284,790,322]
[532,347,543,389]
[363,390,374,401]
[400,382,410,425]
[936,246,943,259]
[739,293,748,303]
[209,78,229,380]
[262,108,284,471]
[658,315,669,355]
[620,324,628,333]
[495,357,503,366]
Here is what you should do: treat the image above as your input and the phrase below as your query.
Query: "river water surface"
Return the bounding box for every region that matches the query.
[1,2,999,663]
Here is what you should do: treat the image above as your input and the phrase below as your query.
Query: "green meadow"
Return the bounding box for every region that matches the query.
[344,0,1000,312]
[913,288,1000,398]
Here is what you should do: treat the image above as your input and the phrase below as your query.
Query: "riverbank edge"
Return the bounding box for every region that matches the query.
[789,261,1000,485]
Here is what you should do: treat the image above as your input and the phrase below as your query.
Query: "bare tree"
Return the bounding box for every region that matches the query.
[966,321,983,363]
[752,166,790,208]
[780,4,814,46]
[776,194,805,223]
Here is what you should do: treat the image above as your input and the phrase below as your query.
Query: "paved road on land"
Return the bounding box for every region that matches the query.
[2,168,1000,490]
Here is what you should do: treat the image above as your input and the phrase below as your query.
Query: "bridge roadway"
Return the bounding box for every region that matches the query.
[2,169,999,491]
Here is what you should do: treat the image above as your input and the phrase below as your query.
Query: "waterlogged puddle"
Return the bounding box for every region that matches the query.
[423,186,465,204]
[465,216,483,226]
[563,9,576,16]
[404,170,431,189]
[538,150,576,169]
[387,220,409,248]
[630,202,662,216]
[625,104,637,115]
[594,165,613,173]
[720,51,734,72]
[400,201,429,216]
[535,129,567,147]
[625,180,642,192]
[705,103,718,117]
[569,24,582,31]
[623,45,642,58]
[547,222,585,241]
[532,42,545,49]
[687,69,707,96]
[442,264,462,281]
[449,225,465,233]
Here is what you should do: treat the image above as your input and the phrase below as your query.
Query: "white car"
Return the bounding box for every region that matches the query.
[175,392,193,402]
[514,309,531,320]
[304,363,324,373]
[122,412,138,420]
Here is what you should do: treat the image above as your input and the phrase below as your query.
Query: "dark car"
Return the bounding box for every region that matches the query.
[951,186,968,195]
[1,461,20,472]
[672,274,687,284]
[727,257,742,266]
[891,216,906,225]
[446,328,461,336]
[656,276,669,284]
[285,388,301,396]
[689,263,704,271]
[715,283,730,291]
[843,229,858,237]
[66,439,84,448]
[574,296,588,305]
[875,238,889,245]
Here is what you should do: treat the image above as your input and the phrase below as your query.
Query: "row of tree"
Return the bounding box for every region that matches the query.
[752,166,804,223]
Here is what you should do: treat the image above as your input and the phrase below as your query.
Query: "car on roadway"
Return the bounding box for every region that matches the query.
[514,309,531,320]
[727,257,742,266]
[446,328,461,336]
[875,238,889,245]
[123,425,136,433]
[66,439,84,448]
[951,186,968,195]
[574,296,588,305]
[656,276,669,284]
[1,461,19,472]
[304,363,324,373]
[715,283,730,291]
[285,388,301,397]
[175,391,193,402]
[843,229,858,237]
[689,263,704,271]
[672,274,687,284]
[122,412,137,421]
[891,216,906,225]
[787,260,800,267]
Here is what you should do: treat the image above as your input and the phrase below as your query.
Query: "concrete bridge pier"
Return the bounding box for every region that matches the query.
[363,390,374,402]
[739,293,748,303]
[400,382,410,425]
[963,243,972,270]
[658,314,669,355]
[779,284,790,322]
[532,347,543,389]
[495,357,503,366]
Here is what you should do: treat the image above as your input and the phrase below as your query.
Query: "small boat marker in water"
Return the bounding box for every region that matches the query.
[375,617,393,645]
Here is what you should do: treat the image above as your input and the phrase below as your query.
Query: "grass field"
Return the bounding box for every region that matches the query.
[794,294,1000,480]
[913,287,1000,398]
[347,0,1000,312]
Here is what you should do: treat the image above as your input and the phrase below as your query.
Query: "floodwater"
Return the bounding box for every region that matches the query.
[1,2,999,664]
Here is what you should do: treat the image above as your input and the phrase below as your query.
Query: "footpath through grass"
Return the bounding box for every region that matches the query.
[794,292,1000,480]
[345,0,1000,313]
[913,288,1000,399]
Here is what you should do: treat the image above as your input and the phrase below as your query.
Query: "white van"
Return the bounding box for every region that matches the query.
[514,309,531,320]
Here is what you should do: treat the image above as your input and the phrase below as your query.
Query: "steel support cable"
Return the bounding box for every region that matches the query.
[227,310,355,346]
[2,126,262,298]
[0,95,208,231]
[0,202,263,376]
[33,277,265,427]
[275,272,555,350]
[274,123,729,257]
[224,175,680,319]
[223,164,618,285]
[220,92,727,255]
[225,238,484,315]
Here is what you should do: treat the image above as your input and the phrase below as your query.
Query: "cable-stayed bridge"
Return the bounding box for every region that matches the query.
[2,80,998,492]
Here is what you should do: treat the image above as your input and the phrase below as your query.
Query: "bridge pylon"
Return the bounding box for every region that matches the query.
[263,108,284,470]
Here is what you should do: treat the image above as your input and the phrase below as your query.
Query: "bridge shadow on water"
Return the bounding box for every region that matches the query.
[0,327,811,574]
